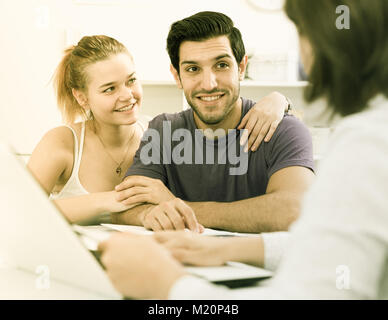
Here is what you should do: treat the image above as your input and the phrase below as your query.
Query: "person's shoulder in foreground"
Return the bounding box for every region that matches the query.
[168,96,388,300]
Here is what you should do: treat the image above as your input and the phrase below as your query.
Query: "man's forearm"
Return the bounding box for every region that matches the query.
[111,204,155,225]
[186,191,302,233]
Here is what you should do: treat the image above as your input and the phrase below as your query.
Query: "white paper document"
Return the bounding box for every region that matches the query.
[73,224,272,285]
[185,261,272,282]
[101,223,260,238]
[98,224,271,283]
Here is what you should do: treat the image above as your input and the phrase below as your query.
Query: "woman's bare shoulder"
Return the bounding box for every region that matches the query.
[34,124,83,159]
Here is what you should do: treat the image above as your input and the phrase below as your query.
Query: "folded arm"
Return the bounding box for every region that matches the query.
[114,166,314,233]
[186,166,314,233]
[111,203,154,225]
[27,127,134,224]
[54,191,134,224]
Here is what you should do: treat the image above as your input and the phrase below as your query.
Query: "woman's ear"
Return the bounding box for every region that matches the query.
[170,64,183,89]
[72,88,89,110]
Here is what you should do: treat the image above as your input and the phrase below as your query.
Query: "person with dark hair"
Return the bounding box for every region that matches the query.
[166,11,246,76]
[27,34,287,226]
[113,11,315,235]
[98,0,388,299]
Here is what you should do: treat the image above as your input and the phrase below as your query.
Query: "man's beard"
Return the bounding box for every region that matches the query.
[185,88,240,125]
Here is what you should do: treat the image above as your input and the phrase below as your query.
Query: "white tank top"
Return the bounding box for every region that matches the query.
[50,122,88,200]
[50,121,146,225]
[50,121,146,200]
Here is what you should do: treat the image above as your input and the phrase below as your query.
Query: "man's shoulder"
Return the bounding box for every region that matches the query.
[262,114,313,155]
[146,110,193,132]
[275,114,310,138]
[241,97,256,115]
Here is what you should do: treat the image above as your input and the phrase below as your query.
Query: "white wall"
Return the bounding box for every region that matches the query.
[0,0,299,154]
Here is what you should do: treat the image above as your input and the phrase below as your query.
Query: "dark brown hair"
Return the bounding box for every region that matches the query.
[166,11,245,74]
[285,0,388,116]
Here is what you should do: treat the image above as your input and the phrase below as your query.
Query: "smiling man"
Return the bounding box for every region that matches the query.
[177,38,243,130]
[113,11,315,233]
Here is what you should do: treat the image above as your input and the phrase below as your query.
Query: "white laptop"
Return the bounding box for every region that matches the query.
[0,143,272,298]
[0,143,121,298]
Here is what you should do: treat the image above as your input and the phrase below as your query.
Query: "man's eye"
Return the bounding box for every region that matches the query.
[127,78,137,85]
[186,66,198,73]
[103,86,114,93]
[217,62,229,69]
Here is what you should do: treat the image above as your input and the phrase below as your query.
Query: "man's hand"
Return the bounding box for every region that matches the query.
[140,198,204,233]
[98,232,186,299]
[115,176,175,206]
[238,91,288,152]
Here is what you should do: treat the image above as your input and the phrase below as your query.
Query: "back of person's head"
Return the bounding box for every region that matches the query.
[166,11,246,73]
[285,0,388,117]
[53,35,130,123]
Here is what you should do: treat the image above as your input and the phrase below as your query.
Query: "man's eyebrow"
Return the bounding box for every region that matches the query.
[99,72,136,89]
[214,54,233,61]
[180,60,197,66]
[180,54,233,66]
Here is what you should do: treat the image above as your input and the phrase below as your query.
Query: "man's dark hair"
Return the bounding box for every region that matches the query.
[285,0,388,117]
[166,11,246,74]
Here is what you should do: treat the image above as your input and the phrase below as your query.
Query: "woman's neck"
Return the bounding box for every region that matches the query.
[89,120,138,148]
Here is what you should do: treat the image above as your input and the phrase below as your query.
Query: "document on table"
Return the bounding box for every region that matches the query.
[101,223,260,237]
[185,261,272,283]
[99,224,270,285]
[73,224,271,285]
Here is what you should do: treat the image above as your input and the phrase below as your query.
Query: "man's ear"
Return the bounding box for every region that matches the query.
[170,64,183,89]
[72,88,88,110]
[238,54,248,81]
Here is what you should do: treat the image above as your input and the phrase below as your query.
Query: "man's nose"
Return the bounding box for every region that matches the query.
[200,69,218,92]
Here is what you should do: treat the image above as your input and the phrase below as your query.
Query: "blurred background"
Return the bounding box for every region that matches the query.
[0,0,332,159]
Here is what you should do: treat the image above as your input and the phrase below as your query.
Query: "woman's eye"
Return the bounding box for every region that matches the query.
[103,86,114,93]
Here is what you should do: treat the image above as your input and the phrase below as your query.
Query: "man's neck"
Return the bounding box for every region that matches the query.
[194,97,242,138]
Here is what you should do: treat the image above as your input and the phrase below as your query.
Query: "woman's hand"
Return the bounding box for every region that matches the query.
[154,231,265,268]
[102,190,138,213]
[238,91,288,152]
[114,175,175,206]
[154,231,235,266]
[99,232,186,299]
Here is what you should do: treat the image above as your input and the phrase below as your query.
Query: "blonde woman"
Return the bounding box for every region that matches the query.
[28,35,290,225]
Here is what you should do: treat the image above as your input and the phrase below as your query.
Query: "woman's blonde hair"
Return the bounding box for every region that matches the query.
[53,35,130,123]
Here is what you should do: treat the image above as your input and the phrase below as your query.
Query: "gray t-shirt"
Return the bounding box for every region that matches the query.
[126,97,314,202]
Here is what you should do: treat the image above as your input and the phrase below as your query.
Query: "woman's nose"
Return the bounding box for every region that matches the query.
[119,85,134,101]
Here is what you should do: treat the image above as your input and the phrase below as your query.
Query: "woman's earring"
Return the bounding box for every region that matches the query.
[87,109,94,120]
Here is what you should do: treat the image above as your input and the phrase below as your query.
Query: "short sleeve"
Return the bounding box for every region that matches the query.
[125,115,167,184]
[265,115,315,178]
